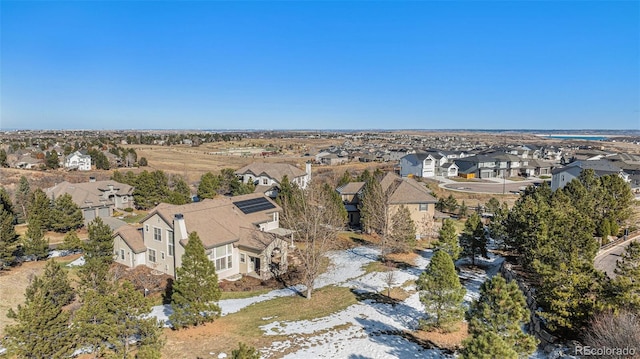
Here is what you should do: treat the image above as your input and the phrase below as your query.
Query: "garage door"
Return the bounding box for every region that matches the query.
[84,209,96,222]
[98,207,110,218]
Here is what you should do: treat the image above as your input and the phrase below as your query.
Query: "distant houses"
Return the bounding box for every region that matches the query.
[64,151,92,171]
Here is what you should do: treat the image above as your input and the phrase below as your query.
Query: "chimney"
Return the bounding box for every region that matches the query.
[89,176,96,183]
[173,213,188,241]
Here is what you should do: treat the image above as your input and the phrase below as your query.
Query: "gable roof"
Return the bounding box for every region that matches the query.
[45,180,133,209]
[336,182,366,195]
[380,172,436,205]
[235,163,306,183]
[145,193,281,250]
[114,226,146,253]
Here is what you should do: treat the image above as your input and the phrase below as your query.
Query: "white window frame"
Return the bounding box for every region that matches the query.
[262,178,268,185]
[211,244,233,272]
[145,224,149,232]
[153,227,162,242]
[168,230,174,257]
[419,203,428,212]
[120,249,125,260]
[148,249,156,263]
[240,253,246,263]
[161,252,165,260]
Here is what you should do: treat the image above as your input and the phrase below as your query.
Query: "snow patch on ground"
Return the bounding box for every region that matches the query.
[66,255,85,267]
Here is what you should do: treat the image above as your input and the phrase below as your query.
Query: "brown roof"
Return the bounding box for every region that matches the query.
[114,225,146,253]
[336,182,366,195]
[235,162,306,182]
[146,193,281,249]
[237,227,278,252]
[45,180,133,209]
[380,172,437,205]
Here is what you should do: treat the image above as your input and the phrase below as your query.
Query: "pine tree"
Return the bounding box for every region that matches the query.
[388,205,416,253]
[45,150,60,169]
[0,188,18,268]
[25,260,75,307]
[611,241,640,310]
[337,171,352,187]
[169,175,192,205]
[434,219,461,260]
[110,281,164,357]
[466,274,537,357]
[73,288,117,356]
[50,194,83,232]
[461,331,518,359]
[0,148,7,167]
[170,232,221,328]
[197,172,219,200]
[416,250,465,332]
[23,216,49,259]
[15,176,31,224]
[231,342,261,359]
[28,188,51,230]
[58,229,84,253]
[5,265,76,358]
[458,200,468,218]
[79,217,113,294]
[323,183,347,227]
[460,213,487,266]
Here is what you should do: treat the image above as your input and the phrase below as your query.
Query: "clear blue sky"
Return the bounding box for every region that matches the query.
[1,1,638,130]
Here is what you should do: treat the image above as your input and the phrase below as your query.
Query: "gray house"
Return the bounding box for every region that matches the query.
[551,160,630,191]
[45,179,134,221]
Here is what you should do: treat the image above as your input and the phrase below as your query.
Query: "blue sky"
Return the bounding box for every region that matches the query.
[1,1,638,130]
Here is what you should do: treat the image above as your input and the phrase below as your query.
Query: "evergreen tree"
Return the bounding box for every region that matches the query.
[28,188,51,230]
[133,170,169,209]
[0,148,7,167]
[610,241,640,310]
[78,217,113,294]
[388,205,416,253]
[231,342,261,359]
[323,183,347,227]
[0,188,18,268]
[23,216,49,259]
[461,331,518,359]
[15,176,31,224]
[138,157,148,166]
[50,194,84,232]
[337,171,352,187]
[89,149,110,170]
[416,250,465,332]
[45,150,60,169]
[110,281,164,357]
[460,213,487,266]
[25,260,75,307]
[466,274,537,357]
[170,232,221,328]
[434,219,461,260]
[169,175,192,205]
[197,172,220,199]
[458,200,468,218]
[58,230,84,253]
[73,289,117,356]
[485,197,501,215]
[357,169,372,183]
[444,194,458,213]
[5,266,76,358]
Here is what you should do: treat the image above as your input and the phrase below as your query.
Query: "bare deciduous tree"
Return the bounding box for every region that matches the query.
[384,270,396,298]
[583,309,640,358]
[281,183,343,300]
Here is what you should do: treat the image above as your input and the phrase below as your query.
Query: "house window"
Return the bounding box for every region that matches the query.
[212,244,233,271]
[168,230,174,256]
[240,253,246,263]
[153,227,162,241]
[145,224,149,232]
[262,178,268,185]
[161,252,165,260]
[419,204,428,211]
[148,249,156,263]
[120,249,125,260]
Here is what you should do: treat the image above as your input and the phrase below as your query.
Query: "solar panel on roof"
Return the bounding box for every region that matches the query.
[233,197,276,214]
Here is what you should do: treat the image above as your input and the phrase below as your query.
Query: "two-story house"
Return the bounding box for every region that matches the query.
[380,172,437,239]
[113,193,289,280]
[399,152,437,178]
[336,181,366,227]
[551,160,630,191]
[45,178,134,222]
[64,151,92,171]
[235,162,312,197]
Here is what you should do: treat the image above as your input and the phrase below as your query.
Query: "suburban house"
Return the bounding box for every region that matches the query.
[235,162,311,197]
[113,193,290,280]
[336,181,366,227]
[551,160,630,191]
[45,179,134,222]
[454,155,498,179]
[380,172,437,239]
[64,151,92,171]
[399,152,437,178]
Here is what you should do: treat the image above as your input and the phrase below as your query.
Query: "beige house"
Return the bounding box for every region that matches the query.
[113,193,289,280]
[380,172,437,239]
[45,179,134,222]
[235,162,311,197]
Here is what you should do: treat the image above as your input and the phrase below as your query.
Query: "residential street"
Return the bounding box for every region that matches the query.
[594,235,640,278]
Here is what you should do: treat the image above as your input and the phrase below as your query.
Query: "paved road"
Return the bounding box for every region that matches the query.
[442,179,543,195]
[594,235,640,278]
